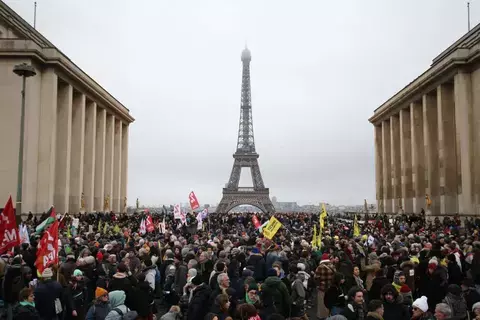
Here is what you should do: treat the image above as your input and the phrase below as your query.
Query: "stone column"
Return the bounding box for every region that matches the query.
[454,71,474,214]
[410,101,425,212]
[400,108,413,212]
[104,114,115,212]
[113,119,122,212]
[94,108,106,211]
[36,68,58,212]
[121,124,129,213]
[423,93,440,214]
[54,82,73,213]
[390,115,401,212]
[437,83,458,214]
[69,92,85,213]
[83,101,96,213]
[374,125,384,213]
[382,120,392,213]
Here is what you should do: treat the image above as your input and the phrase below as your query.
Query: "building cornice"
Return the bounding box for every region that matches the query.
[0,0,134,124]
[370,24,480,125]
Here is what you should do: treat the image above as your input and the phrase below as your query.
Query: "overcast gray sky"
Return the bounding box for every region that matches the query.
[6,0,477,207]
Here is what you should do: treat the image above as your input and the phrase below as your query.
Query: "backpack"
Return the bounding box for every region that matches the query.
[112,307,138,320]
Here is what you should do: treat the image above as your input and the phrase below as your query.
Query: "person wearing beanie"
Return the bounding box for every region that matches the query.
[247,248,266,282]
[442,284,468,319]
[186,276,212,320]
[85,287,111,320]
[34,268,63,320]
[472,302,480,320]
[66,266,87,319]
[261,266,292,318]
[399,284,413,306]
[412,296,434,320]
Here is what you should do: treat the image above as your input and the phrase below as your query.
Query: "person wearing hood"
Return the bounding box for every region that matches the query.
[104,290,137,320]
[85,287,111,320]
[289,264,306,318]
[380,284,409,320]
[442,284,468,320]
[60,255,77,282]
[260,268,292,318]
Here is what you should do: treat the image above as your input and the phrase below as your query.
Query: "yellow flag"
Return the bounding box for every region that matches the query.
[67,226,71,238]
[263,216,282,240]
[353,214,360,237]
[320,203,327,230]
[113,225,120,234]
[317,232,322,249]
[311,224,317,248]
[98,220,102,232]
[103,222,108,234]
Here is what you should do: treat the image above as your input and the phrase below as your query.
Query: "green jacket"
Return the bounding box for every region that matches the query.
[261,276,292,317]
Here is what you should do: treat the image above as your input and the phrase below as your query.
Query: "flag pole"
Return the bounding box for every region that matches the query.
[468,1,471,31]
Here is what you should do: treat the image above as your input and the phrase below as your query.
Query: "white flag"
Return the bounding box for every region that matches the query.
[140,218,146,235]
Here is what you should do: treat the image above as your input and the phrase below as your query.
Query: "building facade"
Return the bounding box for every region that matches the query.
[369,24,480,216]
[0,1,134,214]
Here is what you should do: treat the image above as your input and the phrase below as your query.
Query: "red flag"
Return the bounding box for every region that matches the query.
[35,217,59,275]
[146,215,155,233]
[0,196,20,253]
[252,215,261,229]
[188,191,200,210]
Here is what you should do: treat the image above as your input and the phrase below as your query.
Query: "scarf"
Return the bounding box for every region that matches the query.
[366,311,383,320]
[20,301,35,308]
[245,293,258,305]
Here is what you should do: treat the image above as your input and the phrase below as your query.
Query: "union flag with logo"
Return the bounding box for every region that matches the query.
[35,212,59,275]
[0,196,19,253]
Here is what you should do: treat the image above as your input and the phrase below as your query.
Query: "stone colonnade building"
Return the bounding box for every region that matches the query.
[369,24,480,216]
[0,1,134,214]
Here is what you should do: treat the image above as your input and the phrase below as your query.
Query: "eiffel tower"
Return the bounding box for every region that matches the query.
[216,47,275,214]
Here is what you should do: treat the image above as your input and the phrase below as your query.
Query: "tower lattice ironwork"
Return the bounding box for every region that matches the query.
[216,47,275,214]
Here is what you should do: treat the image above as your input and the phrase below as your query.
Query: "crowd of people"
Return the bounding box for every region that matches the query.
[0,210,479,320]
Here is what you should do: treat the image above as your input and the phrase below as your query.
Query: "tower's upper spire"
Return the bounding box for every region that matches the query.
[236,46,255,153]
[241,46,251,62]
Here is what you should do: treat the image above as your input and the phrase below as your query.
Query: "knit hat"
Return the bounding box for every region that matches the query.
[321,253,330,262]
[191,275,203,286]
[242,268,254,277]
[251,248,259,254]
[41,268,53,279]
[95,287,108,299]
[247,282,258,292]
[473,302,480,312]
[96,251,104,261]
[400,284,411,293]
[267,268,277,277]
[412,296,429,312]
[428,257,438,270]
[73,269,83,277]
